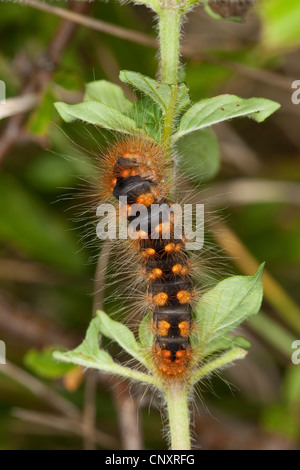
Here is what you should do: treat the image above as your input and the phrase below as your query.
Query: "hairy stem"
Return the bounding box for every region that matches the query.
[159,6,182,84]
[158,4,183,192]
[165,383,191,450]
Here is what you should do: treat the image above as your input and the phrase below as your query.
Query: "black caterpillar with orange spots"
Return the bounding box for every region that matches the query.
[102,136,194,378]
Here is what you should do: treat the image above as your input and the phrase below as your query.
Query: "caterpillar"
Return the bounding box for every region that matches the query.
[100,135,196,379]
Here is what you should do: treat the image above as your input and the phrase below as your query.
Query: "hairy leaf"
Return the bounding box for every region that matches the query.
[54,101,138,134]
[174,95,280,140]
[84,80,133,114]
[96,310,143,364]
[120,70,190,115]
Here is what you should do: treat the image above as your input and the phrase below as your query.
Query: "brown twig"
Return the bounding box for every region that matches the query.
[204,179,300,207]
[1,361,79,419]
[80,241,113,450]
[0,1,91,165]
[0,295,79,349]
[112,381,143,450]
[13,408,118,448]
[20,0,157,48]
[82,371,98,450]
[93,241,113,313]
[0,94,38,120]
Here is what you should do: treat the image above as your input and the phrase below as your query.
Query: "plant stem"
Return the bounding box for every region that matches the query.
[165,383,191,450]
[158,3,183,192]
[159,5,182,85]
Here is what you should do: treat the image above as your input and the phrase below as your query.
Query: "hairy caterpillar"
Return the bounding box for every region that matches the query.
[100,135,196,378]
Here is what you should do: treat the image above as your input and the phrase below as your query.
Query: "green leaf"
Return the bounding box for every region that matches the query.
[120,70,170,113]
[176,83,191,115]
[174,95,280,140]
[54,316,115,368]
[53,315,160,386]
[54,101,138,135]
[193,264,264,359]
[96,310,144,364]
[119,70,190,116]
[138,312,153,349]
[84,80,133,114]
[132,98,162,141]
[176,128,220,182]
[24,348,74,379]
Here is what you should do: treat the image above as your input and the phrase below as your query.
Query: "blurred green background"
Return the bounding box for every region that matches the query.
[0,0,300,450]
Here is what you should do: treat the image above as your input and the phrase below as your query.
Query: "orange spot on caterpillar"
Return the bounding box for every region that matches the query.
[121,169,130,178]
[157,320,171,336]
[178,321,190,337]
[136,193,154,206]
[141,247,156,258]
[176,350,185,358]
[164,243,175,253]
[177,290,191,304]
[171,262,189,276]
[174,243,182,252]
[162,348,171,357]
[148,268,163,280]
[153,292,168,306]
[172,264,182,274]
[111,178,117,186]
